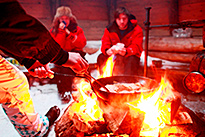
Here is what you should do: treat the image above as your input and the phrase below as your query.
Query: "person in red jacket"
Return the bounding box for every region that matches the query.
[97,7,143,76]
[50,6,87,103]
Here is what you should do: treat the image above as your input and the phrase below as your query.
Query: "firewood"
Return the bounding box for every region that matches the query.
[55,101,109,137]
[98,97,145,136]
[116,107,145,137]
[55,115,82,137]
[101,102,129,133]
[55,102,84,137]
[172,106,193,125]
[159,84,182,124]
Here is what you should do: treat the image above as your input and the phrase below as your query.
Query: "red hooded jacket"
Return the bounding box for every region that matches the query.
[50,26,86,52]
[101,19,143,58]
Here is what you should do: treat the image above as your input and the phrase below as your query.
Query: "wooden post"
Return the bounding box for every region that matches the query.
[203,23,205,47]
[168,0,179,34]
[49,0,61,18]
[169,0,179,23]
[107,0,117,24]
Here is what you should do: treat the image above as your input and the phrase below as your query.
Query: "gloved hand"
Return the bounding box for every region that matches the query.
[28,61,54,79]
[59,22,71,35]
[107,43,126,56]
[116,43,126,56]
[106,48,115,56]
[59,22,66,30]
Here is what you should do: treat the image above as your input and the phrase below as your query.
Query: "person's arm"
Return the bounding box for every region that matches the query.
[125,25,143,57]
[50,27,86,51]
[50,28,67,49]
[101,28,113,55]
[0,1,67,66]
[27,51,89,78]
[69,27,87,49]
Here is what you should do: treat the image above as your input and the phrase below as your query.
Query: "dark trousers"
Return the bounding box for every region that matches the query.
[97,53,140,76]
[52,50,86,102]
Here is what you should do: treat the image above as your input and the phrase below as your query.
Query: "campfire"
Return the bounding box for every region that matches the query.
[54,56,204,137]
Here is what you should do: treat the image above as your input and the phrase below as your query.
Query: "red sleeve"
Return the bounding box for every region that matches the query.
[125,25,143,57]
[101,28,112,55]
[49,28,67,48]
[68,26,87,49]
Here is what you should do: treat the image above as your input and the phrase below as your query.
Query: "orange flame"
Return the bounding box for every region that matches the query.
[127,77,173,136]
[99,55,115,78]
[97,54,174,136]
[71,79,104,124]
[72,52,175,136]
[73,77,173,136]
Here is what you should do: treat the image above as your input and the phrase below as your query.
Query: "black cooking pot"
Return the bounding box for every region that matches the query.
[51,73,159,103]
[91,75,159,103]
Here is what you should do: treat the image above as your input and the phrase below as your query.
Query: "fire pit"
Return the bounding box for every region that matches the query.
[53,75,205,137]
[54,55,205,137]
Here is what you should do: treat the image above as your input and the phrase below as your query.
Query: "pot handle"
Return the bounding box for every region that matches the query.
[83,73,111,93]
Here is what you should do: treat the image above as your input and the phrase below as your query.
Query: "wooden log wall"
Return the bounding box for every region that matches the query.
[179,0,204,21]
[19,0,109,40]
[147,37,204,63]
[178,0,205,37]
[114,0,176,36]
[60,0,109,40]
[19,0,53,29]
[18,0,204,40]
[115,0,204,37]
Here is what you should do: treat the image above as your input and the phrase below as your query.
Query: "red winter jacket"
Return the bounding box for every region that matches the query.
[50,26,86,52]
[101,20,143,58]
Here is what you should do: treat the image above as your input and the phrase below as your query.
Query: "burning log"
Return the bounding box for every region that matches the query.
[55,79,110,137]
[159,104,204,137]
[55,101,110,137]
[55,91,146,137]
[99,99,145,136]
[115,108,145,137]
[171,106,193,125]
[160,88,181,124]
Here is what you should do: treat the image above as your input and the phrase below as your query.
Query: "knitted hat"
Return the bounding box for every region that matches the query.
[54,6,72,19]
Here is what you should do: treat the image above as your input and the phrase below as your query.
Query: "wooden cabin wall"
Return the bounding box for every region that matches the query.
[18,0,204,40]
[115,0,204,37]
[59,0,109,40]
[113,0,176,36]
[18,0,53,29]
[178,0,205,37]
